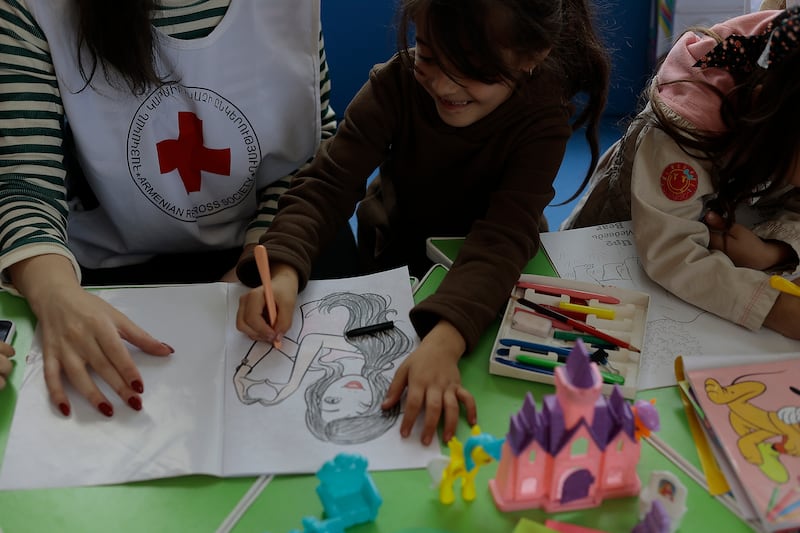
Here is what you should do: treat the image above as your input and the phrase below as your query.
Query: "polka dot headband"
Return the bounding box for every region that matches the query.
[694,6,800,74]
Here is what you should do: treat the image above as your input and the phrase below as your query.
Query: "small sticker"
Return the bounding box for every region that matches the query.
[660,162,699,201]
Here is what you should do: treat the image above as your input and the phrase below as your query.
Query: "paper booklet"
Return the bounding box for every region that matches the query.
[682,354,800,533]
[0,267,440,490]
[539,221,800,390]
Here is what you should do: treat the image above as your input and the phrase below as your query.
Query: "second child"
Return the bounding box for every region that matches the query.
[236,0,610,445]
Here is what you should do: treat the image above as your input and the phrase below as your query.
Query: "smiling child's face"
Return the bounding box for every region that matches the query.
[413,37,517,128]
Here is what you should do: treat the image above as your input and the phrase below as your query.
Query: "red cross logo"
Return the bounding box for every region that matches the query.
[156,111,231,193]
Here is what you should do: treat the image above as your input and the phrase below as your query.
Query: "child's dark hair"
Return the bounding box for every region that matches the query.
[652,20,800,227]
[397,0,611,202]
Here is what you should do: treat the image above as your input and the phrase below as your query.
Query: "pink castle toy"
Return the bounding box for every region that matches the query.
[489,340,659,513]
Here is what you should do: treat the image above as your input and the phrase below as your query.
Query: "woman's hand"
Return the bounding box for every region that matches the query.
[0,341,14,390]
[704,211,796,270]
[9,255,173,416]
[381,320,477,446]
[236,262,299,344]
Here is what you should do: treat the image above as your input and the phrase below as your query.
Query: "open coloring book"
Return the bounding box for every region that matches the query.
[0,267,440,490]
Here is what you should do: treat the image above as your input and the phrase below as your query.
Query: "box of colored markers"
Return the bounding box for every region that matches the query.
[489,274,649,399]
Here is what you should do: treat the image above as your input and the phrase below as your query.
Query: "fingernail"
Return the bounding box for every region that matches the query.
[131,380,144,394]
[127,396,142,411]
[58,403,70,416]
[98,402,113,417]
[161,342,175,353]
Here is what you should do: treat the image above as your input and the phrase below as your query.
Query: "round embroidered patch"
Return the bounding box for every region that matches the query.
[660,162,699,201]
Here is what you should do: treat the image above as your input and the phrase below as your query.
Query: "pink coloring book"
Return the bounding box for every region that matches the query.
[685,354,800,533]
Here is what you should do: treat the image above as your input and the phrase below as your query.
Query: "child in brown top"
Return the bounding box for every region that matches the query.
[236,0,610,445]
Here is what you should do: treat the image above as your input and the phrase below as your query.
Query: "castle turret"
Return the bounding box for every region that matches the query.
[554,340,602,428]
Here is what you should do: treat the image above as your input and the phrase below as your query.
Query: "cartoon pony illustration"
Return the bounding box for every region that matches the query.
[704,374,800,483]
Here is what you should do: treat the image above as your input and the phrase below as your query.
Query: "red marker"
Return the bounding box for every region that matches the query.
[516,281,621,304]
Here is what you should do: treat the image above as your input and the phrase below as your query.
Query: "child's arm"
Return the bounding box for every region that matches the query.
[704,211,799,270]
[629,128,780,331]
[225,30,340,283]
[764,288,800,339]
[381,319,477,446]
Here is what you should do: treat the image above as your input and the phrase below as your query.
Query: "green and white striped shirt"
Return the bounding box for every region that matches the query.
[0,0,336,285]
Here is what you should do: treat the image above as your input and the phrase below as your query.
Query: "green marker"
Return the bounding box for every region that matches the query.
[514,354,625,385]
[553,330,615,348]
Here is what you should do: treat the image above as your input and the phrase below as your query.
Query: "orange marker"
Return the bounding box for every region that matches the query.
[254,244,281,348]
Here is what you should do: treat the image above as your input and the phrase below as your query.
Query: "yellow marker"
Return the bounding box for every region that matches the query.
[770,275,800,297]
[558,301,615,320]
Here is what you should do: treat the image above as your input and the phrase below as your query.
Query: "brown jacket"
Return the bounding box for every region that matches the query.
[239,52,572,351]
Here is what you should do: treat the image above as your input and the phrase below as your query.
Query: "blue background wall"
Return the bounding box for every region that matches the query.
[320,1,398,120]
[600,1,656,119]
[320,0,654,121]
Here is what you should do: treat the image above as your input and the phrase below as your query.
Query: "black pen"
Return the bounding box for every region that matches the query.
[345,320,395,338]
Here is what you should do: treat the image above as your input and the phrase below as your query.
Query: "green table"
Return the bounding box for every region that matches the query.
[426,237,559,277]
[0,267,749,532]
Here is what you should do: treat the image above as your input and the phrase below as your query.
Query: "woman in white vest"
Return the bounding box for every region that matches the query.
[0,0,355,417]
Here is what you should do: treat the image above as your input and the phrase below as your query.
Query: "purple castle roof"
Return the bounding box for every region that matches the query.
[566,340,595,388]
[506,359,635,456]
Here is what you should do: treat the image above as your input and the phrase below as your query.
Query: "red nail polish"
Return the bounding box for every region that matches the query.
[131,380,144,393]
[98,402,113,417]
[127,396,142,411]
[59,403,70,416]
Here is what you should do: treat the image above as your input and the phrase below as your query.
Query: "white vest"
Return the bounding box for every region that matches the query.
[27,0,321,268]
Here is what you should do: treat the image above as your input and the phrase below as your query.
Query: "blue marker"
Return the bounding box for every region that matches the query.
[494,357,555,376]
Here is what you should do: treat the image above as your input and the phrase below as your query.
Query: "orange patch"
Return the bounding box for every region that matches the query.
[660,162,699,201]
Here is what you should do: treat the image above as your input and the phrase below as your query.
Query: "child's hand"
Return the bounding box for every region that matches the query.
[0,341,14,390]
[236,263,299,344]
[764,285,800,339]
[704,211,795,270]
[382,320,477,446]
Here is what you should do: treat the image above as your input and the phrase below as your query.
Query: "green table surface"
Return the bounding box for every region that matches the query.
[0,266,750,533]
[426,238,559,277]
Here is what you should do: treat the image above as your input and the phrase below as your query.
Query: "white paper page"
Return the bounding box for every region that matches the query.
[0,284,229,490]
[222,266,441,475]
[540,222,799,390]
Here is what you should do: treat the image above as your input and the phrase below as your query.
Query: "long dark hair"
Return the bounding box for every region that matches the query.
[75,0,165,94]
[304,292,412,444]
[397,0,611,203]
[652,27,800,226]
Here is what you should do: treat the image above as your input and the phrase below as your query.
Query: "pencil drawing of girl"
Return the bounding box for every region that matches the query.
[233,292,413,444]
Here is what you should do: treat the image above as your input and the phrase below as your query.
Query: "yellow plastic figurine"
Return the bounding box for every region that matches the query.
[427,425,505,504]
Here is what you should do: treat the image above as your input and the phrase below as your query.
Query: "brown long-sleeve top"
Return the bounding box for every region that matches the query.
[238,52,572,352]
